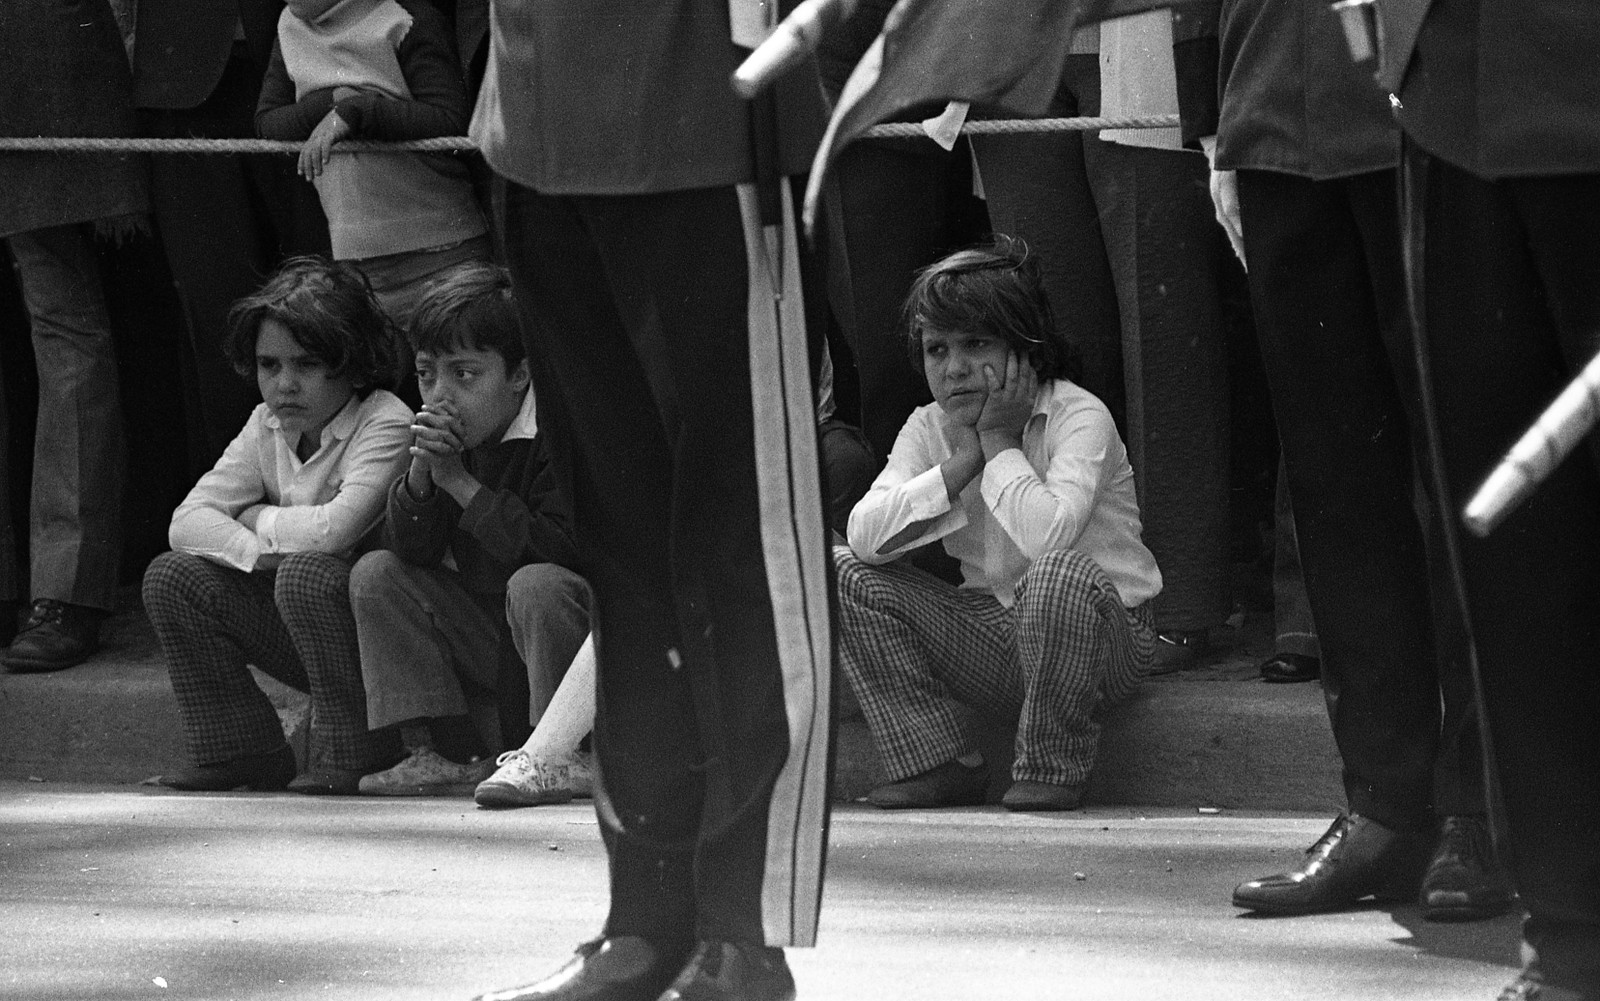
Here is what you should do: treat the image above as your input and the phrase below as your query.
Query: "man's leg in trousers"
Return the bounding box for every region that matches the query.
[1010,549,1153,788]
[1237,168,1439,833]
[6,224,125,612]
[348,550,505,732]
[505,563,591,728]
[1271,459,1320,659]
[1411,151,1600,992]
[274,552,396,772]
[143,551,307,766]
[832,546,1014,781]
[499,182,807,945]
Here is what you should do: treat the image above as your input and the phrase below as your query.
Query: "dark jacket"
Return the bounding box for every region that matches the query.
[383,433,579,596]
[133,0,283,110]
[1211,0,1398,179]
[1381,0,1600,179]
[0,0,149,238]
[471,0,828,195]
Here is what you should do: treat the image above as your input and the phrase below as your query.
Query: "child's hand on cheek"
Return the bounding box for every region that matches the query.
[975,351,1038,438]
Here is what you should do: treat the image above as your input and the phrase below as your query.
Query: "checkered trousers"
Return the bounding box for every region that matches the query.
[833,545,1155,788]
[142,550,394,772]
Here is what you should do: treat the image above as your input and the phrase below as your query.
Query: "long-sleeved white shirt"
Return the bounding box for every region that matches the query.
[846,379,1162,609]
[168,390,412,571]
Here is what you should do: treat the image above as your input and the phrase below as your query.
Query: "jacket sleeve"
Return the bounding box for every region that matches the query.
[1173,0,1221,146]
[168,419,271,571]
[332,0,469,139]
[254,39,336,139]
[382,472,458,567]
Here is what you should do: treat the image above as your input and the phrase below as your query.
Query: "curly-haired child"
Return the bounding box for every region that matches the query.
[145,257,413,794]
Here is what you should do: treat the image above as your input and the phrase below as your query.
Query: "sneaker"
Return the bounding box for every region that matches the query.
[474,748,594,809]
[358,747,495,797]
[4,599,100,672]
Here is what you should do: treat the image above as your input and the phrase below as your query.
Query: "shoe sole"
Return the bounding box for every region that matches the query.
[361,783,482,797]
[3,653,95,673]
[1421,894,1517,922]
[473,784,577,809]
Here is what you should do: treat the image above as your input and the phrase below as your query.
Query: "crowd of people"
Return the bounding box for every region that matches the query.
[2,0,1597,1000]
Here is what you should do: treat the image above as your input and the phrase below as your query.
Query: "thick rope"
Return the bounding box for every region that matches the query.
[0,115,1180,155]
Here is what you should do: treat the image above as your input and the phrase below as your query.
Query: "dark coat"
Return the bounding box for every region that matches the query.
[0,0,148,238]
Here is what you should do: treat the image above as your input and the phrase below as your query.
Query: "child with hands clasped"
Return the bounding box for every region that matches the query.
[837,235,1163,812]
[349,262,590,798]
[256,0,489,339]
[144,257,413,794]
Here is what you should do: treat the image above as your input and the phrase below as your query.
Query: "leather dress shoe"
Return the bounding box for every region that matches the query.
[865,758,986,809]
[1420,814,1516,921]
[1258,653,1321,684]
[1001,780,1084,812]
[657,941,795,1001]
[1148,628,1208,674]
[473,936,689,1001]
[4,599,101,672]
[156,745,297,792]
[1232,813,1431,915]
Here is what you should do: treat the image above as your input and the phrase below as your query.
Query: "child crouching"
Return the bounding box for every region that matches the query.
[836,236,1163,811]
[350,262,590,796]
[146,257,412,793]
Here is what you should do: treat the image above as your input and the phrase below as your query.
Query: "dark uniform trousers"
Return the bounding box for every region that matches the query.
[495,178,832,948]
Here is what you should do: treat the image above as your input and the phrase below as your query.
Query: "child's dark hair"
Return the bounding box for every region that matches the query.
[225,256,397,395]
[901,234,1075,381]
[406,261,525,371]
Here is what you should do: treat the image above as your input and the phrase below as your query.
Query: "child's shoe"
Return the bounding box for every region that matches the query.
[474,748,594,809]
[358,747,494,797]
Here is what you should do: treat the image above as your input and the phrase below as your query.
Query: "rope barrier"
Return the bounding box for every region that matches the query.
[0,115,1181,155]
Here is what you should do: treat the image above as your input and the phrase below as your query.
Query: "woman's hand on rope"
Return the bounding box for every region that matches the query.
[299,109,352,181]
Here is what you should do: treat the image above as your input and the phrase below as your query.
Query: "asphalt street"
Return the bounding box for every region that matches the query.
[0,782,1522,1001]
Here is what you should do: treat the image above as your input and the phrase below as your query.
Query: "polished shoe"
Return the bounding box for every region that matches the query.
[287,768,367,796]
[155,745,297,792]
[3,599,101,672]
[1258,652,1321,684]
[657,941,795,1001]
[1001,779,1084,812]
[1232,813,1431,915]
[473,936,689,1001]
[865,758,986,809]
[1148,628,1208,674]
[1420,814,1516,921]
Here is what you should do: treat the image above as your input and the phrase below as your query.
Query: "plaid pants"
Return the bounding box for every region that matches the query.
[834,545,1154,788]
[143,550,394,772]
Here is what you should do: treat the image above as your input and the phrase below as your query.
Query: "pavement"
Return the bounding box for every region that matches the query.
[0,783,1523,1001]
[0,595,1348,812]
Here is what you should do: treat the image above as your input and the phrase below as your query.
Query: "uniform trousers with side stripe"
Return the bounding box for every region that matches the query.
[143,550,397,774]
[495,177,833,949]
[834,546,1154,790]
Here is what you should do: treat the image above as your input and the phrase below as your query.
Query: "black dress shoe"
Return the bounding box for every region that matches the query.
[1420,814,1516,921]
[656,941,795,1001]
[865,758,986,809]
[1149,628,1208,674]
[4,599,101,672]
[1232,813,1431,915]
[156,745,297,792]
[474,937,690,1001]
[1258,653,1320,683]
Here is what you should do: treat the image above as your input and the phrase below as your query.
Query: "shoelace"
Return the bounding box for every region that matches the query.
[24,600,66,630]
[495,749,528,768]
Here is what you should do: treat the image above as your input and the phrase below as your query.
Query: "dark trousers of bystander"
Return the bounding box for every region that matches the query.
[1401,144,1600,993]
[494,178,831,949]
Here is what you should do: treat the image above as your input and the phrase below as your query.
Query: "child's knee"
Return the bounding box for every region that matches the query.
[348,549,407,602]
[506,563,590,623]
[275,551,351,603]
[141,550,209,608]
[1014,549,1102,612]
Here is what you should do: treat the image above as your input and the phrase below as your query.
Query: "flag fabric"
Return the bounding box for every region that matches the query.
[802,0,1203,227]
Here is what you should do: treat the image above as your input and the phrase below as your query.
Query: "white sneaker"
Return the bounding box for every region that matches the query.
[474,748,594,809]
[358,747,495,797]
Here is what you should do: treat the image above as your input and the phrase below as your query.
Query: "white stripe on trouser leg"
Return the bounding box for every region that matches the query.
[737,178,832,948]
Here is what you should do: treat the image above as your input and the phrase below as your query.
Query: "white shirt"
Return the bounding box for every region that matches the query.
[847,379,1162,609]
[169,390,413,571]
